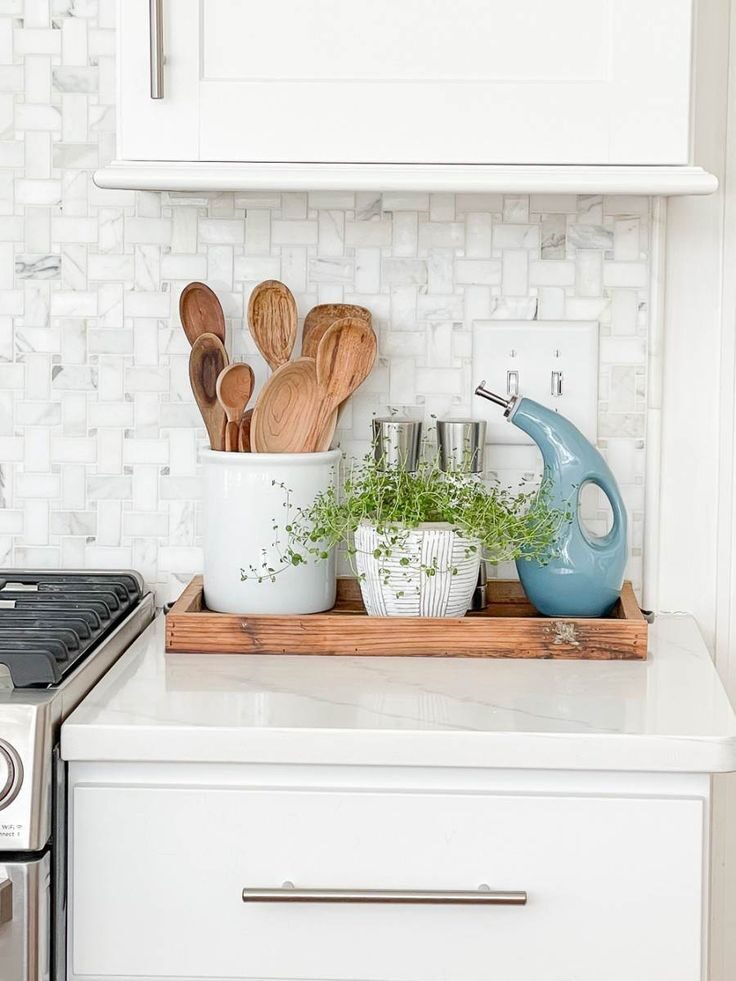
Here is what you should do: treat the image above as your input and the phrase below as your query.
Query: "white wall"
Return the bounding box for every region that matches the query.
[657,1,736,978]
[658,0,729,641]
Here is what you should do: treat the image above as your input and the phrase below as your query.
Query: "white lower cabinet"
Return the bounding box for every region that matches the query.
[69,770,706,981]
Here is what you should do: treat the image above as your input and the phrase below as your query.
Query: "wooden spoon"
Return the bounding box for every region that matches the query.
[238,408,254,452]
[304,318,377,452]
[189,333,229,450]
[216,363,255,452]
[247,280,298,371]
[179,282,227,347]
[251,358,320,453]
[303,306,372,447]
[315,409,339,452]
[302,303,371,359]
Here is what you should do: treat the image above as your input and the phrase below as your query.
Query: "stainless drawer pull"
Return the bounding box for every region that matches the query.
[0,878,12,927]
[149,0,164,99]
[242,884,527,906]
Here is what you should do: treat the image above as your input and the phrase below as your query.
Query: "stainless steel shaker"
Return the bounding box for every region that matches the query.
[437,419,488,611]
[372,417,422,471]
[436,419,486,473]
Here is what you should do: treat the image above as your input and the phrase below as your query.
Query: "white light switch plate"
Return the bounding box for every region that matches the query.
[472,320,599,445]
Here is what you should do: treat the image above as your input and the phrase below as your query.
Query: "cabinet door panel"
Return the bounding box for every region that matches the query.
[118,0,199,161]
[203,0,610,83]
[71,785,704,981]
[609,0,693,162]
[197,0,691,164]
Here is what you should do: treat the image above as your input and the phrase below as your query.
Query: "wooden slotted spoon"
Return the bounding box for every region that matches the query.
[189,333,229,450]
[251,358,320,453]
[247,280,298,371]
[303,318,377,452]
[179,282,227,347]
[302,303,371,359]
[215,363,255,452]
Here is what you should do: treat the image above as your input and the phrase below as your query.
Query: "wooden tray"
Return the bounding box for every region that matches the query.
[166,577,648,660]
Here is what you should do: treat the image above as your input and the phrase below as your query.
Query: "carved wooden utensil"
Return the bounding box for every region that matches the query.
[179,282,227,347]
[251,358,320,453]
[304,318,377,452]
[238,408,254,452]
[189,333,228,450]
[215,362,255,452]
[303,305,372,447]
[248,280,298,371]
[314,408,339,452]
[302,303,371,359]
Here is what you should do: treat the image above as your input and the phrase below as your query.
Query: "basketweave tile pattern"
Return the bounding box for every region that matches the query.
[0,1,649,606]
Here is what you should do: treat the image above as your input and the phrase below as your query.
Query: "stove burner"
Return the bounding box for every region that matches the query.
[0,573,143,688]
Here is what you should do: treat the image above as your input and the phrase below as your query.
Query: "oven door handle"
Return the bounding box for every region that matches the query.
[0,876,12,926]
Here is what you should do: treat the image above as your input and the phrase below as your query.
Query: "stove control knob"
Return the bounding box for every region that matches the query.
[0,741,22,809]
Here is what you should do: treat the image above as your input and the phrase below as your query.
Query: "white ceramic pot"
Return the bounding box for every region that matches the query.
[354,521,481,617]
[202,449,340,614]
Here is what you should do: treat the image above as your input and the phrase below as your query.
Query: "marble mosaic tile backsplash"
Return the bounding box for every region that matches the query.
[0,1,648,604]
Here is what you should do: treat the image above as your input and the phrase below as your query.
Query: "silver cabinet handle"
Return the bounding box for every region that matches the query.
[242,885,527,906]
[149,0,164,99]
[0,878,12,926]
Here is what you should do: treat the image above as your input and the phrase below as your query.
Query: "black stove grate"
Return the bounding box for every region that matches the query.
[0,572,143,688]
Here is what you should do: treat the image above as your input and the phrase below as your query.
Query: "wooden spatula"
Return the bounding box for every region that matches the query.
[251,358,320,453]
[302,303,371,359]
[189,333,229,450]
[303,318,377,452]
[216,362,255,452]
[179,282,227,347]
[247,280,298,371]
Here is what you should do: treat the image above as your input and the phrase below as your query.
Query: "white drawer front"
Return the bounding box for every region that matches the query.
[71,786,703,981]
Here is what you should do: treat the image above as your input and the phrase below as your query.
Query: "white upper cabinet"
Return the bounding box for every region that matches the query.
[106,0,711,192]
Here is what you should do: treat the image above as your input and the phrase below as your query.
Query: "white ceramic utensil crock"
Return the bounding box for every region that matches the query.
[202,448,340,614]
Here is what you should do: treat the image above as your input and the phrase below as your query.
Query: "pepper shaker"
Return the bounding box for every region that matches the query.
[372,418,423,471]
[436,419,488,611]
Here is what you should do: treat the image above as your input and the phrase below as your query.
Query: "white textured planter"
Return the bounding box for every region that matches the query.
[202,449,340,614]
[354,521,481,617]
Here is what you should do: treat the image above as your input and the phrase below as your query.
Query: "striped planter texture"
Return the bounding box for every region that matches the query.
[354,521,481,617]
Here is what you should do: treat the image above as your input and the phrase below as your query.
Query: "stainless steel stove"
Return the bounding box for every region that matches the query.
[0,571,155,981]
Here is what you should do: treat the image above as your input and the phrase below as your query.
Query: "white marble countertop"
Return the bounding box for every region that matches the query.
[61,613,736,773]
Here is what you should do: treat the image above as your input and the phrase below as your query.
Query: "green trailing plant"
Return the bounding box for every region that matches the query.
[240,450,569,586]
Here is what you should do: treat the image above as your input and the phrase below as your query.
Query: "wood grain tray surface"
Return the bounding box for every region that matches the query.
[165,577,647,660]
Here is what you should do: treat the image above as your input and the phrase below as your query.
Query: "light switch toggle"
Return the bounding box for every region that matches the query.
[551,370,563,397]
[507,370,519,397]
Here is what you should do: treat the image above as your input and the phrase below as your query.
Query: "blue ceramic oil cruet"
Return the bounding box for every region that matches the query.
[475,382,627,617]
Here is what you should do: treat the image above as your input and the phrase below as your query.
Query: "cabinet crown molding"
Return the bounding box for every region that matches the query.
[94,162,718,196]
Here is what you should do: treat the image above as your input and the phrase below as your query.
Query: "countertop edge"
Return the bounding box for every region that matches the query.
[60,725,736,773]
